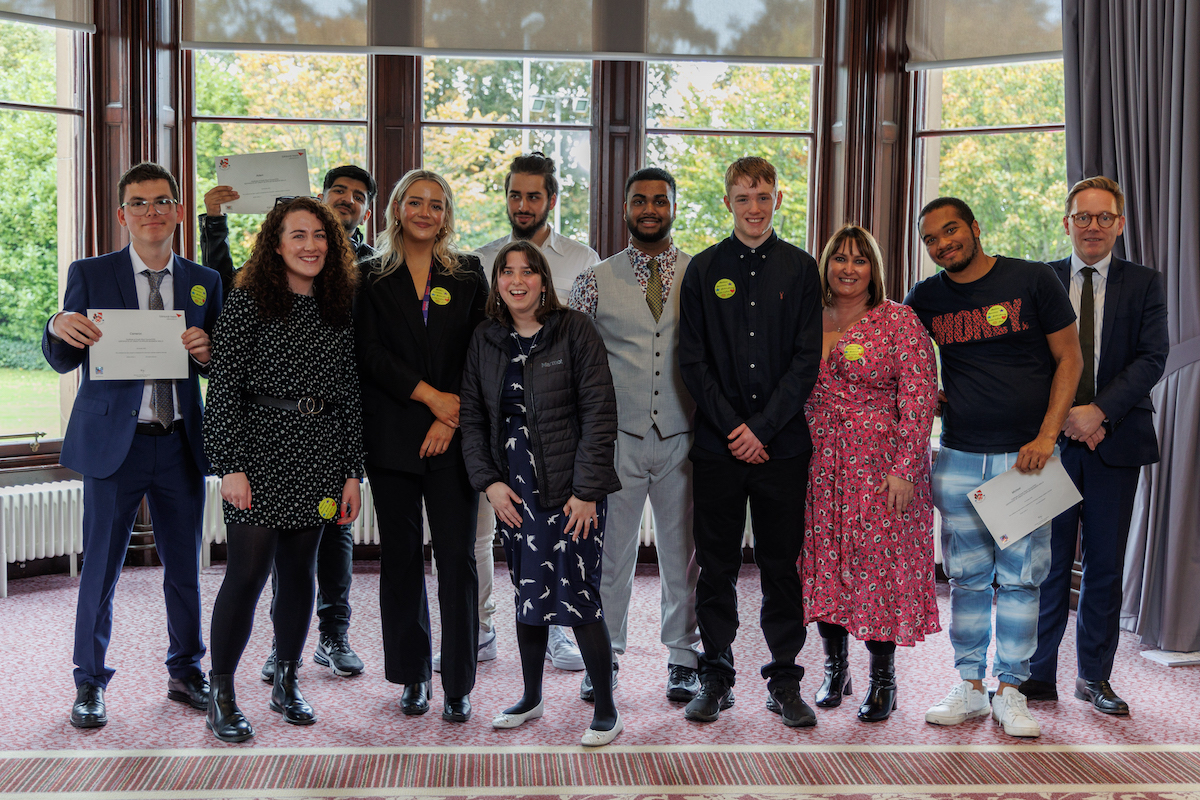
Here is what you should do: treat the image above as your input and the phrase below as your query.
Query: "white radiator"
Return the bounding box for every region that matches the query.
[0,480,84,598]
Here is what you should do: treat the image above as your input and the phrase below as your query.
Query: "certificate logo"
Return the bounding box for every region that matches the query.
[1000,534,1010,544]
[91,312,103,325]
[191,285,207,306]
[973,489,985,502]
[218,157,230,170]
[714,278,736,299]
[430,286,451,306]
[93,366,103,376]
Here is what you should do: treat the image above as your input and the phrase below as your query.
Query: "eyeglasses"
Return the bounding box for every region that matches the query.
[121,198,179,216]
[1068,211,1120,228]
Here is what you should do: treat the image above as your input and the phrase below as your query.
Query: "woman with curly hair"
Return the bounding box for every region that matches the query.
[355,169,488,722]
[203,196,365,742]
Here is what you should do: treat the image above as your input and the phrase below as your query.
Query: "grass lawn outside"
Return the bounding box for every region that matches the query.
[0,367,62,438]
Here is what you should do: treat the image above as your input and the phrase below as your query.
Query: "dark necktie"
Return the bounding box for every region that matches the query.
[1075,266,1096,406]
[143,269,175,427]
[645,258,663,322]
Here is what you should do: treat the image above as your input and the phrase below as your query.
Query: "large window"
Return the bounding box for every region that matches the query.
[0,19,83,439]
[646,61,816,257]
[191,50,368,268]
[912,61,1067,276]
[422,56,592,251]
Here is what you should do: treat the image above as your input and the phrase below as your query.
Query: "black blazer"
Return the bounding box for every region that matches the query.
[355,254,488,474]
[1051,256,1169,467]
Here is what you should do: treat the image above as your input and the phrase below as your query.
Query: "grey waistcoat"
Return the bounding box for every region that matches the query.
[592,249,695,438]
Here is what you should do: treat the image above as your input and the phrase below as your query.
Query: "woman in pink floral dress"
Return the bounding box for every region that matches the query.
[800,225,940,722]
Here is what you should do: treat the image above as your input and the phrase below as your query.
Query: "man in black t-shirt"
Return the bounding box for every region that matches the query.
[905,197,1082,739]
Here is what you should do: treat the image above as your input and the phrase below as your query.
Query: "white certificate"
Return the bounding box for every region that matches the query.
[967,457,1082,549]
[86,309,188,381]
[215,150,311,214]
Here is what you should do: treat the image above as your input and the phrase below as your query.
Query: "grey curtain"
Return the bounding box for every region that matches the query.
[1063,0,1200,652]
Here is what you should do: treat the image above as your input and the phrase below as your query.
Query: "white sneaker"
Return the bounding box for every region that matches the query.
[433,625,498,673]
[546,625,585,671]
[925,681,990,726]
[992,687,1041,737]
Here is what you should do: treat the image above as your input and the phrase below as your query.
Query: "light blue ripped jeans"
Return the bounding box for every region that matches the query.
[932,446,1053,686]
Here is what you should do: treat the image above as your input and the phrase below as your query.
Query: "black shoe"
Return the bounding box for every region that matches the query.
[167,672,211,710]
[684,681,734,722]
[857,650,897,722]
[814,633,853,708]
[666,664,701,702]
[579,661,618,703]
[766,685,817,728]
[314,633,364,677]
[1017,678,1058,702]
[443,694,472,722]
[260,642,278,684]
[70,683,107,729]
[401,681,432,715]
[206,672,253,742]
[269,660,316,725]
[1074,678,1129,716]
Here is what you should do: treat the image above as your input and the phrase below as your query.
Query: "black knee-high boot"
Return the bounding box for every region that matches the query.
[857,649,897,722]
[815,632,853,707]
[270,661,316,724]
[206,672,254,742]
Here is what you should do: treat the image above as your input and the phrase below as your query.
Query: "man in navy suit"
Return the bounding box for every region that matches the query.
[1020,176,1169,715]
[42,162,224,728]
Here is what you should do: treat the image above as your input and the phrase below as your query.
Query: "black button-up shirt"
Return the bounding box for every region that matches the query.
[679,231,822,459]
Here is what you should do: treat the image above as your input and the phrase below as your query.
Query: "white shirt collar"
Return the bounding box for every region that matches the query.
[129,244,176,277]
[1070,250,1112,280]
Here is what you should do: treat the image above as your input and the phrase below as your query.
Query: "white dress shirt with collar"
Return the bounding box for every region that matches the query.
[474,227,600,305]
[129,246,182,423]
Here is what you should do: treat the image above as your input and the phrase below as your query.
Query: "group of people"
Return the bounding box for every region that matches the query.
[44,148,1167,748]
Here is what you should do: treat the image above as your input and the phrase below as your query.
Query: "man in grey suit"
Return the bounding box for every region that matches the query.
[568,167,702,703]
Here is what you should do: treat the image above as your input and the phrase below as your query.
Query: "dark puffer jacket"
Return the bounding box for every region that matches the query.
[461,309,621,507]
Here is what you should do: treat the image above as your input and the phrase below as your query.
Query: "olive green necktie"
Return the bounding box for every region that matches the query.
[645,258,663,322]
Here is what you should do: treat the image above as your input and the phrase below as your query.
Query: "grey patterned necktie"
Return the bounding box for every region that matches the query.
[142,269,175,427]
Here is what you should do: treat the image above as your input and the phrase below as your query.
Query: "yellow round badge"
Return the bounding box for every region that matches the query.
[714,278,736,299]
[986,305,1008,326]
[190,285,207,306]
[844,343,865,362]
[318,497,338,520]
[430,286,451,306]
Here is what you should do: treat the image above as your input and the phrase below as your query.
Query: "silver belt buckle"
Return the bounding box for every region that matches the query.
[298,396,324,415]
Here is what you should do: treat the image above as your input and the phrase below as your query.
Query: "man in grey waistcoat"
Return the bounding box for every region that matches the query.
[568,167,702,703]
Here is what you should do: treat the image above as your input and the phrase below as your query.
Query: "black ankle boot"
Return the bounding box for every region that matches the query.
[270,660,316,724]
[857,649,897,722]
[206,672,254,742]
[814,633,852,707]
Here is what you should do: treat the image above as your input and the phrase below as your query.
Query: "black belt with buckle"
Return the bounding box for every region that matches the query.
[247,393,338,415]
[136,420,182,436]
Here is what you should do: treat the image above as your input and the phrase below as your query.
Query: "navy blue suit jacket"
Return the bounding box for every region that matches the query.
[41,247,224,479]
[1051,256,1168,468]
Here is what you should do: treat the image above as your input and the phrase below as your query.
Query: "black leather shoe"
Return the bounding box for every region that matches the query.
[70,683,107,729]
[269,661,316,725]
[206,672,253,742]
[167,672,210,710]
[401,681,432,715]
[1074,678,1129,716]
[683,681,734,722]
[580,662,618,703]
[443,694,472,722]
[666,664,701,701]
[815,633,852,708]
[1017,678,1058,702]
[857,651,896,722]
[766,685,817,728]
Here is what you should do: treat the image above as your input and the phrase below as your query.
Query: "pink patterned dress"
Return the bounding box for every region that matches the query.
[800,300,940,645]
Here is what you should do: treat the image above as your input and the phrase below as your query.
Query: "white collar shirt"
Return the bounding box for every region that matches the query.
[475,227,600,305]
[1069,250,1112,379]
[129,246,182,422]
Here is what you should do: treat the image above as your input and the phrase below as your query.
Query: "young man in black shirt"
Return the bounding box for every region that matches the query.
[678,157,822,728]
[906,197,1082,738]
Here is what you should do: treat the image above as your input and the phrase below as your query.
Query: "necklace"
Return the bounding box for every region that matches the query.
[513,328,542,361]
[827,305,866,333]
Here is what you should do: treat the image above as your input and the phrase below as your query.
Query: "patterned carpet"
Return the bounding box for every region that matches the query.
[1,562,1198,799]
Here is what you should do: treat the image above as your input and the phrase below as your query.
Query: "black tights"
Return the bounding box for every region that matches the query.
[817,621,897,655]
[210,524,322,674]
[508,620,618,731]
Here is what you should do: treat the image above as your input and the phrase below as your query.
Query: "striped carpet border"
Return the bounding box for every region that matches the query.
[2,746,1200,796]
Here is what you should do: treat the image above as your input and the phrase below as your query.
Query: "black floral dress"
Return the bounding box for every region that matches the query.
[499,332,605,626]
[204,288,365,530]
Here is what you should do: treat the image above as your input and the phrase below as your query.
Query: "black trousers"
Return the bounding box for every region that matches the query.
[269,521,354,638]
[691,449,809,690]
[367,462,479,697]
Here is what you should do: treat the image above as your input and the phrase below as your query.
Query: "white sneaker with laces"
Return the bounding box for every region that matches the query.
[546,625,585,671]
[433,625,498,673]
[925,681,990,726]
[991,686,1041,737]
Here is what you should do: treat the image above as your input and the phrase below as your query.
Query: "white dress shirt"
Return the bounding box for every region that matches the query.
[474,227,600,305]
[129,246,182,423]
[1069,250,1111,380]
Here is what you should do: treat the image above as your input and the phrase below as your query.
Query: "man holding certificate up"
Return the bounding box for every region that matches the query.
[42,162,223,729]
[905,197,1082,739]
